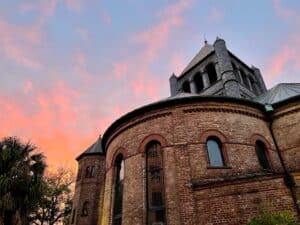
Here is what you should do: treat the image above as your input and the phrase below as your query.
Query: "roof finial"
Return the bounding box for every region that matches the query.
[204,34,207,44]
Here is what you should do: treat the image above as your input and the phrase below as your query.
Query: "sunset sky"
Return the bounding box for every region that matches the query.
[1,0,300,170]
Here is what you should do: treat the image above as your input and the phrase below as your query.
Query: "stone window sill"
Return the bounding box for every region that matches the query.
[207,165,232,169]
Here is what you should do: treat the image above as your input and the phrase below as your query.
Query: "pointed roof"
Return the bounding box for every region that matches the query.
[76,136,104,160]
[180,42,214,76]
[255,83,300,104]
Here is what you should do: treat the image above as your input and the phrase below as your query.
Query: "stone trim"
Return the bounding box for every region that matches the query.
[183,106,265,120]
[199,130,230,168]
[108,147,128,170]
[138,134,168,154]
[273,106,300,119]
[191,172,283,190]
[105,112,172,150]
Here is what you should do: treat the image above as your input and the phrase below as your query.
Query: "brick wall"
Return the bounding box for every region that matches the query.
[100,100,298,225]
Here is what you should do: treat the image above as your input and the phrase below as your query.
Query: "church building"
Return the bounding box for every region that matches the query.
[71,38,300,225]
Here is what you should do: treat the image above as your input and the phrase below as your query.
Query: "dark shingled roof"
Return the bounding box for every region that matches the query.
[255,83,300,104]
[180,42,214,76]
[76,136,104,160]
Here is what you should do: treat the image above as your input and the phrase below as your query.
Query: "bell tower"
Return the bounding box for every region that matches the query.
[169,37,267,99]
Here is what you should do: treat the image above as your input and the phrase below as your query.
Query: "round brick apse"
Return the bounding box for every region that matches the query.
[98,97,298,225]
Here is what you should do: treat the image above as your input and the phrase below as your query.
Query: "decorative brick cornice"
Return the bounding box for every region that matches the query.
[273,106,300,119]
[105,112,172,149]
[183,106,265,120]
[191,171,283,190]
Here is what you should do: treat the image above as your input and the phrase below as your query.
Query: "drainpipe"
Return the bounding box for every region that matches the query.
[265,104,300,217]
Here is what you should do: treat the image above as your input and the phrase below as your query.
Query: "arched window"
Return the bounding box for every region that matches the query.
[81,201,89,217]
[231,62,237,71]
[77,168,82,181]
[255,141,270,169]
[240,70,250,89]
[90,166,95,177]
[146,141,166,225]
[206,63,218,84]
[249,76,259,94]
[182,80,191,93]
[194,72,203,93]
[113,155,124,225]
[206,137,225,167]
[85,166,90,178]
[231,63,241,82]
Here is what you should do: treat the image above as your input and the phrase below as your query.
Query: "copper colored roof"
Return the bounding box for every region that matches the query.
[255,83,300,104]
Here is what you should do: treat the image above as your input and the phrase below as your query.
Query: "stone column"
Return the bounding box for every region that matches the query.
[189,77,197,94]
[213,37,241,98]
[237,70,243,85]
[247,76,253,91]
[169,73,178,96]
[202,72,210,89]
[215,62,222,80]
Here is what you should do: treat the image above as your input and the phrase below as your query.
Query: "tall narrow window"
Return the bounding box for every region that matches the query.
[113,155,124,225]
[255,141,270,169]
[146,141,166,225]
[81,201,89,217]
[85,166,90,178]
[241,70,250,89]
[182,80,191,93]
[194,72,203,93]
[231,62,241,82]
[90,166,95,177]
[77,168,82,181]
[206,137,225,167]
[206,63,218,84]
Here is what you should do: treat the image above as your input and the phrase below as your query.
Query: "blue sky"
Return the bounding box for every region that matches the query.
[0,0,299,168]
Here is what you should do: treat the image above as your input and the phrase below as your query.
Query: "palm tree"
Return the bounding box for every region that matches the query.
[0,137,46,225]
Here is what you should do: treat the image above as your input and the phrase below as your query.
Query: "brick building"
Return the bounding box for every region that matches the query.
[71,38,300,225]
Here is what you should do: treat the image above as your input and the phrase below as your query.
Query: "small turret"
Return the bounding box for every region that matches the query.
[70,136,106,225]
[169,73,178,96]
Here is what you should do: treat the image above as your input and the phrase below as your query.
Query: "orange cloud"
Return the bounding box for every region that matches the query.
[0,80,98,170]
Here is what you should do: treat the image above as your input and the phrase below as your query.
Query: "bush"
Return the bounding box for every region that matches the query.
[247,211,299,225]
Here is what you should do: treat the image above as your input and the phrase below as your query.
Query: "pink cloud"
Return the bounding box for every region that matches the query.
[133,0,194,61]
[101,10,112,25]
[23,81,33,94]
[210,7,223,21]
[263,1,300,83]
[76,28,90,40]
[65,0,82,12]
[0,20,42,69]
[113,61,129,79]
[73,51,97,82]
[272,0,298,22]
[266,36,300,81]
[170,53,185,75]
